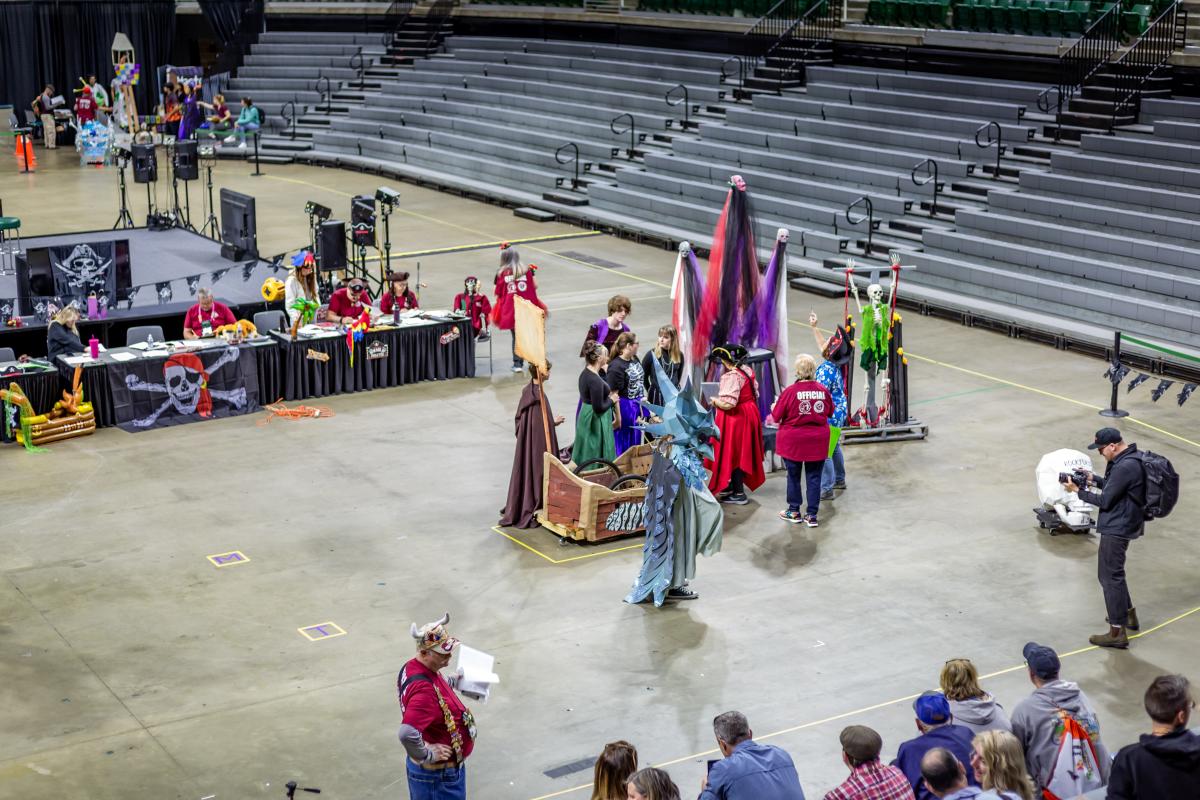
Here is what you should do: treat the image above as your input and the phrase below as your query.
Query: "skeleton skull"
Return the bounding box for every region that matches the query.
[776,228,790,243]
[678,240,692,256]
[56,245,112,289]
[165,363,203,414]
[867,284,884,304]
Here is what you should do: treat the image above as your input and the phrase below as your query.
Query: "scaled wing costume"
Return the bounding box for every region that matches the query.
[624,360,723,607]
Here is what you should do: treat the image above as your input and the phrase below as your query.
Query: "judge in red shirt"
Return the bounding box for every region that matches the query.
[325,278,373,324]
[398,613,475,800]
[182,288,237,339]
[74,86,96,124]
[771,353,834,527]
[379,271,419,315]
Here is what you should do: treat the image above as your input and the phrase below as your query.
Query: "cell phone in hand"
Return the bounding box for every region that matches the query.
[707,759,718,775]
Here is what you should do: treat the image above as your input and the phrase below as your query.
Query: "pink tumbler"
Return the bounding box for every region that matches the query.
[89,336,99,359]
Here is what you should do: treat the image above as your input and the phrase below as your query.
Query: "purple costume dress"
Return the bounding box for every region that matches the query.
[606,356,647,456]
[177,95,202,140]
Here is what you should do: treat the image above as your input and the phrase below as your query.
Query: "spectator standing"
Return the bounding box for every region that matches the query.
[591,740,638,800]
[808,312,850,499]
[1009,642,1109,796]
[968,731,1035,800]
[699,711,806,800]
[580,294,632,357]
[705,344,765,506]
[74,86,96,125]
[1108,674,1200,799]
[87,74,109,110]
[573,343,618,466]
[893,692,979,800]
[606,331,646,455]
[939,659,1012,736]
[919,749,981,800]
[771,353,834,527]
[1063,427,1146,648]
[490,243,546,373]
[627,767,682,800]
[642,325,684,408]
[32,84,58,149]
[824,725,914,800]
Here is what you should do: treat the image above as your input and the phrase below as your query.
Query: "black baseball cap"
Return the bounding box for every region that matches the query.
[1087,427,1123,450]
[1023,642,1061,679]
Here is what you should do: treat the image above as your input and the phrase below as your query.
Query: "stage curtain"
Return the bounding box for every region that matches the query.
[0,1,176,111]
[197,0,252,48]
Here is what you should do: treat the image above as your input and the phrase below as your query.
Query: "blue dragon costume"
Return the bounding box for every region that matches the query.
[623,359,724,606]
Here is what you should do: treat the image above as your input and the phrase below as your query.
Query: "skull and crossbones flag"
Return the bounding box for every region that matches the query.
[107,345,260,432]
[1126,373,1150,393]
[1180,383,1198,407]
[49,242,116,305]
[1151,379,1174,402]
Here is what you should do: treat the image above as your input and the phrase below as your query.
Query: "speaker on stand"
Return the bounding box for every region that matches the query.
[132,143,158,225]
[350,195,376,287]
[316,220,347,299]
[172,140,198,231]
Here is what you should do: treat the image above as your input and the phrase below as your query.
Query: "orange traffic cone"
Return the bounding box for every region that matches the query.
[20,135,36,170]
[12,135,19,158]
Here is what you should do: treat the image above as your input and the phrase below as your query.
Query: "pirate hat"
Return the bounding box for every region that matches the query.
[707,343,748,366]
[823,325,853,366]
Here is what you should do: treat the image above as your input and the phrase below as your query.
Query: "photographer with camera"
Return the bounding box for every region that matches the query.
[1062,428,1145,650]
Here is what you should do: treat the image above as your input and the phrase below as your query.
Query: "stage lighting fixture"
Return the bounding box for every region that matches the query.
[305,201,332,222]
[375,186,400,208]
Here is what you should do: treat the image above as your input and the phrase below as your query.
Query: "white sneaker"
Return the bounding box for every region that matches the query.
[223,135,236,143]
[237,142,247,149]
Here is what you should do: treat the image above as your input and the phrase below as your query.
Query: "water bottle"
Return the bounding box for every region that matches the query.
[147,332,155,347]
[89,336,99,359]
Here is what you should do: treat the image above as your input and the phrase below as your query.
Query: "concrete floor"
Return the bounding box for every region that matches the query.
[2,150,1198,800]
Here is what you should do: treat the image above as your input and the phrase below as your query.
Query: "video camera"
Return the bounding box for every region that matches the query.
[1059,468,1092,488]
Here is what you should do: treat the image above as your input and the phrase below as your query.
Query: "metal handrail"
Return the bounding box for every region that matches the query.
[1035,85,1061,114]
[845,196,874,256]
[555,142,581,190]
[382,0,415,46]
[666,84,691,128]
[974,121,1002,180]
[719,56,742,85]
[911,158,940,217]
[1110,4,1188,131]
[422,0,455,56]
[316,76,332,116]
[350,48,366,91]
[739,0,840,92]
[610,113,636,159]
[1058,3,1124,104]
[282,99,297,140]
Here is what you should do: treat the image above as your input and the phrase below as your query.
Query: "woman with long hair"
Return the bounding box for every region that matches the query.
[940,658,1012,735]
[491,243,546,372]
[573,343,618,466]
[380,271,419,315]
[606,331,646,455]
[624,767,681,800]
[590,740,638,800]
[46,306,86,361]
[642,325,683,408]
[285,251,320,326]
[771,353,833,527]
[705,344,764,506]
[971,730,1036,800]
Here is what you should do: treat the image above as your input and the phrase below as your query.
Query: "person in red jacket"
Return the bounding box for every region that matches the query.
[452,276,491,340]
[771,353,834,527]
[74,86,96,125]
[491,242,546,372]
[398,613,476,800]
[380,271,419,316]
[705,344,765,506]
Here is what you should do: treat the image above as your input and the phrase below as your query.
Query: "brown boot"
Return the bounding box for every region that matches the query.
[1089,626,1129,649]
[1127,608,1140,631]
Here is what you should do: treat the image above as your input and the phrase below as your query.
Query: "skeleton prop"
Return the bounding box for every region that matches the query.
[124,348,246,428]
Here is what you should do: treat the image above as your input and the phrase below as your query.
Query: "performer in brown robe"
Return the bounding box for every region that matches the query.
[499,363,564,528]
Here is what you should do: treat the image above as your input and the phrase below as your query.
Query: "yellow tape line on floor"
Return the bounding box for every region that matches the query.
[524,603,1200,800]
[491,526,641,564]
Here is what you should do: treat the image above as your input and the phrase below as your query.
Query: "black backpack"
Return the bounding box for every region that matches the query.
[1136,450,1179,520]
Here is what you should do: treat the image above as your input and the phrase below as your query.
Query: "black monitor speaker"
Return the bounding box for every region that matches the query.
[317,220,347,272]
[173,140,198,181]
[219,188,258,260]
[351,195,376,247]
[132,143,157,183]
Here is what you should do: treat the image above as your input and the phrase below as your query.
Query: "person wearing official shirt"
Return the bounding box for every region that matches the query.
[183,288,236,339]
[398,613,476,800]
[326,279,373,324]
[1063,427,1146,650]
[380,271,419,315]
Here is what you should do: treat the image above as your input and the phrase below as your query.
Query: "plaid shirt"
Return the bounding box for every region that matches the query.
[824,760,916,800]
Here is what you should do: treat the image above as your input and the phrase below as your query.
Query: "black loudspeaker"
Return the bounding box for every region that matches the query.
[173,140,198,181]
[317,220,347,272]
[132,143,157,183]
[351,195,376,246]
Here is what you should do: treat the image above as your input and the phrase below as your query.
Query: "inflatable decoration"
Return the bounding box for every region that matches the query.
[1,367,96,450]
[76,120,112,165]
[261,278,285,302]
[214,319,257,338]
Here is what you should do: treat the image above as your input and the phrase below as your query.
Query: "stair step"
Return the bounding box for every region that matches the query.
[788,276,843,297]
[514,206,557,222]
[542,191,590,206]
[259,139,314,152]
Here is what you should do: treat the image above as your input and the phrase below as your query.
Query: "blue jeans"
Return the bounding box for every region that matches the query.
[234,121,259,142]
[406,759,466,800]
[784,458,824,516]
[821,441,845,493]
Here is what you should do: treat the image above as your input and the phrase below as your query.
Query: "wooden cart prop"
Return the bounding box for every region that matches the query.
[538,444,653,542]
[1,367,96,449]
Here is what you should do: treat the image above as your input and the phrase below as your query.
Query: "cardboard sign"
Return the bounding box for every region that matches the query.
[306,348,330,363]
[439,327,461,346]
[366,340,388,360]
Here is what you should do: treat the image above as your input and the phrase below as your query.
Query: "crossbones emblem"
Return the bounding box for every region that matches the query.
[54,244,112,291]
[124,347,246,428]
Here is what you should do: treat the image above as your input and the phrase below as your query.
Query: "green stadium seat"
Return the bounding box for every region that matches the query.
[1026,0,1048,35]
[1044,0,1066,36]
[1123,3,1153,36]
[1009,0,1030,33]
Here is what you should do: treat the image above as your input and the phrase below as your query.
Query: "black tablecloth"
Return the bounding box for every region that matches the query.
[0,364,60,443]
[272,319,475,401]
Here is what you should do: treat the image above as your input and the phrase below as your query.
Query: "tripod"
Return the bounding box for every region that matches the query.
[112,158,135,230]
[199,161,220,240]
[378,203,394,282]
[171,171,196,232]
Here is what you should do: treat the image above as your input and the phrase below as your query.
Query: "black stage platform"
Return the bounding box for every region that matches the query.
[0,227,282,357]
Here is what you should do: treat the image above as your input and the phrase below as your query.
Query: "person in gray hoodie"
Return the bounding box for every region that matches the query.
[1009,642,1110,793]
[940,659,1012,736]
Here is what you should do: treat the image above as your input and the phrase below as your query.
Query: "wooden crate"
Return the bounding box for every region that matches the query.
[538,445,651,542]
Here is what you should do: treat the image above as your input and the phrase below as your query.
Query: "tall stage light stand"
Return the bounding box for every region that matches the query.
[375,186,400,285]
[112,150,135,230]
[198,143,220,240]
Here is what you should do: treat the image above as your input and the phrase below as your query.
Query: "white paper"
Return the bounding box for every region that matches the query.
[452,645,499,703]
[61,355,93,366]
[141,349,170,359]
[108,351,138,362]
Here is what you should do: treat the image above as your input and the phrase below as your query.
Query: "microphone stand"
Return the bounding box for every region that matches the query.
[284,780,321,798]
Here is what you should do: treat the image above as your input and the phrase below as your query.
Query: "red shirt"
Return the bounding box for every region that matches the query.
[75,95,96,123]
[771,379,834,462]
[328,287,372,319]
[490,267,546,331]
[453,292,491,332]
[380,290,418,314]
[398,658,475,761]
[184,301,236,336]
[824,760,916,800]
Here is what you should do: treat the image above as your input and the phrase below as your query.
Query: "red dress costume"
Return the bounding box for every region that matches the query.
[453,291,492,336]
[490,267,546,330]
[706,366,766,493]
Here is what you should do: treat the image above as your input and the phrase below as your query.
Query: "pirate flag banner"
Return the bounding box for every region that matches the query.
[50,242,118,306]
[107,346,260,432]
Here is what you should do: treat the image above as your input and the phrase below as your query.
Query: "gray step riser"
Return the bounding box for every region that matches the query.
[1080,133,1200,166]
[1019,170,1200,216]
[1052,151,1200,191]
[252,45,386,57]
[314,131,578,176]
[351,100,629,144]
[807,83,1026,125]
[314,138,563,189]
[988,191,1200,244]
[726,107,970,158]
[376,84,674,128]
[443,37,732,71]
[805,66,1044,106]
[441,49,723,88]
[331,116,615,161]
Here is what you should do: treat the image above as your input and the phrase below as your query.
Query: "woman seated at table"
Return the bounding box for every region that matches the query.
[285,252,320,326]
[325,278,373,325]
[183,288,237,339]
[379,271,419,315]
[47,306,86,361]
